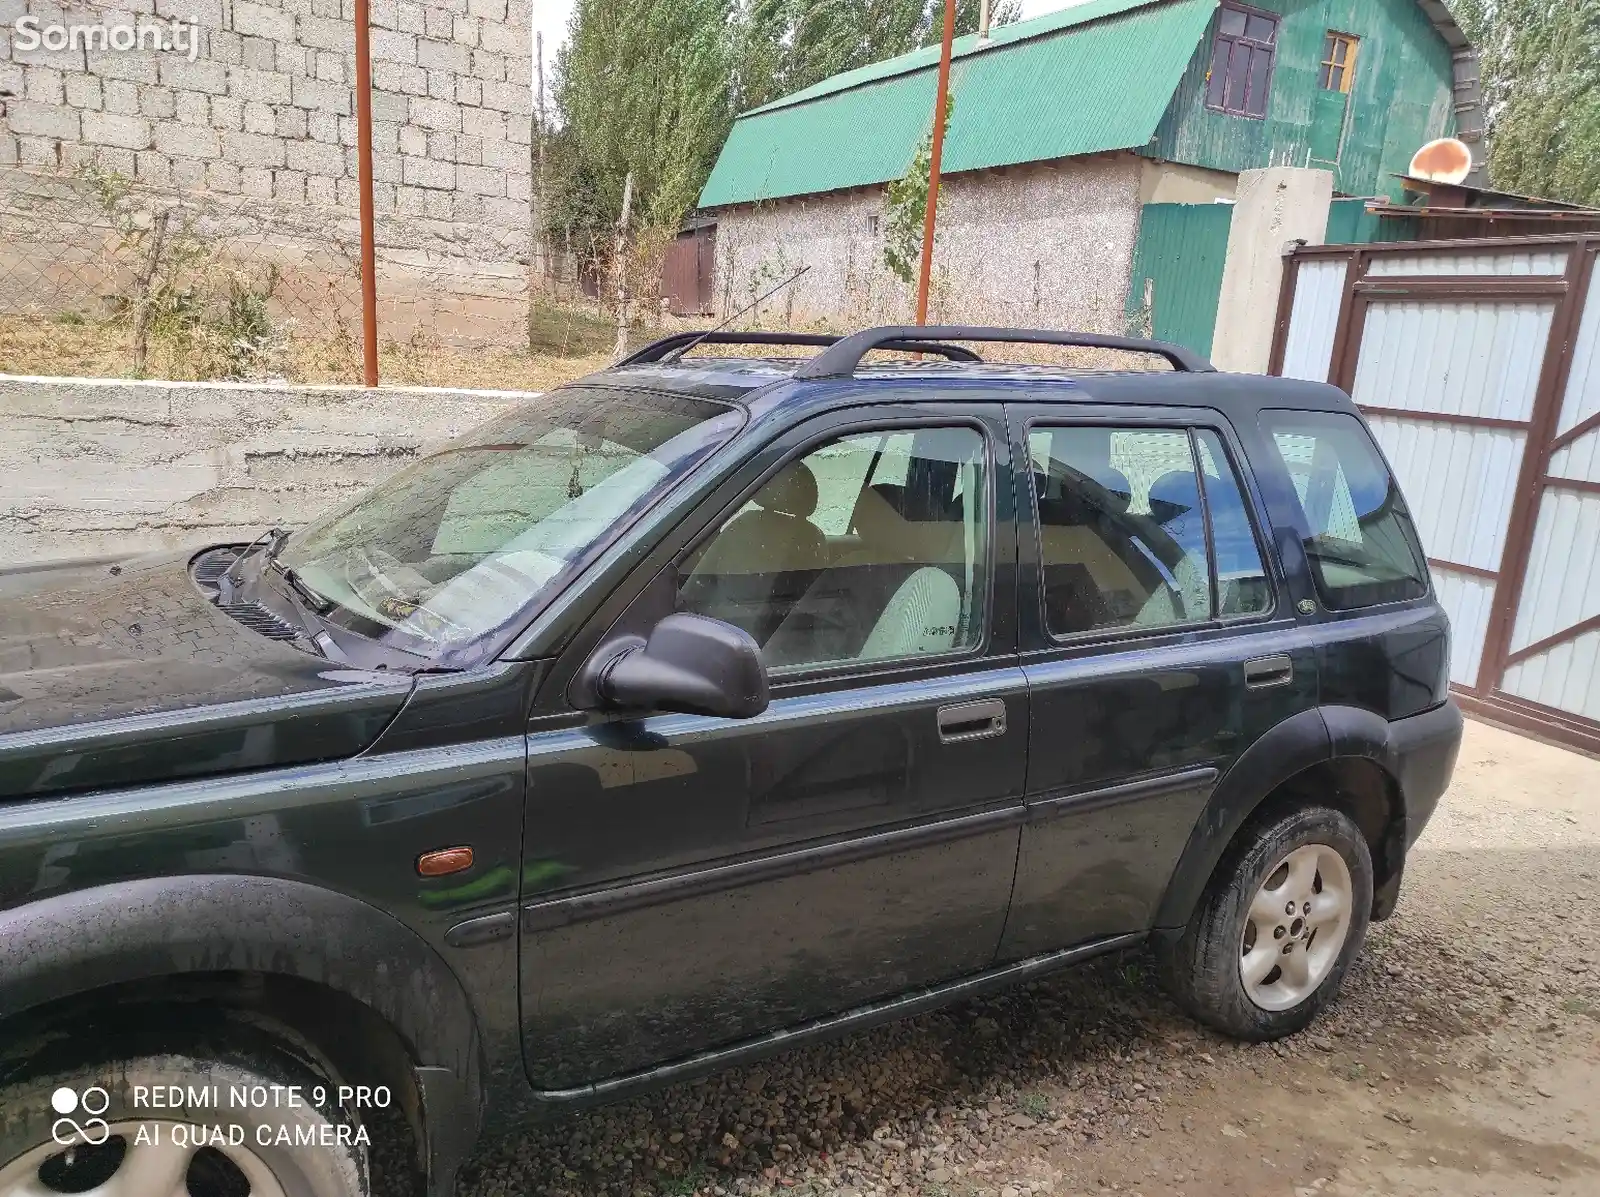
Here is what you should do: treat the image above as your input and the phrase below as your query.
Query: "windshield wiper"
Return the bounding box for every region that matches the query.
[267,556,335,616]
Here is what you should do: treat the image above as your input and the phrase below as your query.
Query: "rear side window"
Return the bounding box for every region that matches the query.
[1260,410,1427,609]
[1196,429,1273,616]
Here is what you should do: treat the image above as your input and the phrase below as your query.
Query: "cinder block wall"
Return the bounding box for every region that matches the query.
[0,373,530,564]
[0,0,533,261]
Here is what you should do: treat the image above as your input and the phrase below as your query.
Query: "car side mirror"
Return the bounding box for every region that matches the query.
[577,613,770,719]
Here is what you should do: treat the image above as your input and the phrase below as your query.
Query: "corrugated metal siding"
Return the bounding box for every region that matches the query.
[1351,300,1554,422]
[1431,567,1496,687]
[1365,250,1569,277]
[1123,203,1233,356]
[1325,199,1418,245]
[1146,0,1455,202]
[699,0,1218,207]
[1279,259,1346,381]
[1502,629,1600,721]
[1556,259,1600,436]
[1549,430,1600,484]
[1365,415,1522,571]
[1507,490,1600,654]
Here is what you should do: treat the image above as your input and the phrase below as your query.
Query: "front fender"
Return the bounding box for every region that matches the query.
[0,874,483,1195]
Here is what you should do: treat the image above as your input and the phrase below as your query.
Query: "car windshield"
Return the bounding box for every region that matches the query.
[277,385,741,659]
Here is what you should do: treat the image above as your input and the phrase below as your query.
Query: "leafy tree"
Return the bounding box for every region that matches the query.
[884,93,956,284]
[552,0,733,234]
[542,0,1023,269]
[1453,0,1600,204]
[734,0,1022,111]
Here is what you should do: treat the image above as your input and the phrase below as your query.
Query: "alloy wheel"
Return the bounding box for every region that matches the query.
[0,1122,289,1197]
[1239,843,1354,1011]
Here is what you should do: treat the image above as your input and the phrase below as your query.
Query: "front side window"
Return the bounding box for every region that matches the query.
[1261,410,1428,610]
[278,386,740,658]
[1205,2,1278,119]
[679,425,988,670]
[1320,31,1359,92]
[1028,426,1213,635]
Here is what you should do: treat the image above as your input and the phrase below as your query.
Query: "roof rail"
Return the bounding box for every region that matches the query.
[616,329,983,367]
[792,325,1215,378]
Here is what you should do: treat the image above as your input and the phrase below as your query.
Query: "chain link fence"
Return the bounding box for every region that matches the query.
[0,165,632,389]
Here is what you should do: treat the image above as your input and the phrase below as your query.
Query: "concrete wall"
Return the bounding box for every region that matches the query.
[711,154,1145,335]
[1211,166,1332,374]
[0,0,534,277]
[0,372,529,563]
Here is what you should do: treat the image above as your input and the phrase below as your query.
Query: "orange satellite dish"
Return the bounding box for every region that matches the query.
[1408,138,1473,185]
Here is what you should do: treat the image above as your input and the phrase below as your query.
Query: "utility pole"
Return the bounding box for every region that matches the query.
[535,30,546,289]
[914,0,956,326]
[611,170,634,361]
[353,0,379,384]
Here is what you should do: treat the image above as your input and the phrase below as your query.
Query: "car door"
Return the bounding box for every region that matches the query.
[997,403,1318,960]
[516,401,1028,1091]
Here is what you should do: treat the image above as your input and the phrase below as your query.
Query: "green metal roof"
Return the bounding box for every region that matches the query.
[699,0,1220,208]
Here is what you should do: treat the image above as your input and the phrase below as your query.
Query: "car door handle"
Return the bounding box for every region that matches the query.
[937,699,1008,743]
[1244,654,1293,689]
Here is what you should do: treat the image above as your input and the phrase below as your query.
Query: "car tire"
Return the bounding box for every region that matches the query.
[0,1034,367,1197]
[1159,804,1374,1041]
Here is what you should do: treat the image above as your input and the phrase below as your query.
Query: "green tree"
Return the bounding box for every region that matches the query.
[734,0,1022,111]
[545,0,1022,258]
[1454,0,1600,204]
[550,0,734,238]
[883,93,956,284]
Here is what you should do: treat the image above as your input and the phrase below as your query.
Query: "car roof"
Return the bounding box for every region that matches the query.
[580,355,1357,426]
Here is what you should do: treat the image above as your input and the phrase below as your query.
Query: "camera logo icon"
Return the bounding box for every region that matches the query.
[50,1087,111,1147]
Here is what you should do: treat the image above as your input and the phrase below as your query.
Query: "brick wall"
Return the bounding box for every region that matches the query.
[0,372,528,563]
[0,0,533,262]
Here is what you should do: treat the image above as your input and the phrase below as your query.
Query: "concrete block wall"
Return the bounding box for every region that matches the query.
[0,0,533,262]
[0,372,529,563]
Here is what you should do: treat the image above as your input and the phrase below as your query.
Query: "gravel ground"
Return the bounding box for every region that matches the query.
[456,717,1600,1197]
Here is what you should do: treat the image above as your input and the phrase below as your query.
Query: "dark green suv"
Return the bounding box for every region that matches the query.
[0,328,1462,1197]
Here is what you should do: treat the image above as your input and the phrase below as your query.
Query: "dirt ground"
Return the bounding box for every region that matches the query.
[456,717,1600,1197]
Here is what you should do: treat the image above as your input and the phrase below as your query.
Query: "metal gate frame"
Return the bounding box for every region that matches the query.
[1268,233,1600,753]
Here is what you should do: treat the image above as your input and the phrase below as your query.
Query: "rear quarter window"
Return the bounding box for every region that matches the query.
[1259,409,1428,610]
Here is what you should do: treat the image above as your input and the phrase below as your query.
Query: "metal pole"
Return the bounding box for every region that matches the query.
[914,0,957,326]
[353,0,379,386]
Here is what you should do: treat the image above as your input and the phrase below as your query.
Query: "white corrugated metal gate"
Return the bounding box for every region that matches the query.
[1270,235,1600,752]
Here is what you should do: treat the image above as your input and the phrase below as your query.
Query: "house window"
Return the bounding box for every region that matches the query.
[1205,3,1278,119]
[865,213,880,237]
[1320,32,1359,93]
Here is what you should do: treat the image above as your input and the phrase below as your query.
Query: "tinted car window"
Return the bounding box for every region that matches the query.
[1195,429,1272,617]
[1260,409,1428,609]
[1028,426,1212,635]
[680,425,988,669]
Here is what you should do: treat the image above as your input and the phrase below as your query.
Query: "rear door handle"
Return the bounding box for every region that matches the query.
[937,699,1007,743]
[1244,654,1293,689]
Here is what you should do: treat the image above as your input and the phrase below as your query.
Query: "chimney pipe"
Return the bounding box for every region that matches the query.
[979,0,991,42]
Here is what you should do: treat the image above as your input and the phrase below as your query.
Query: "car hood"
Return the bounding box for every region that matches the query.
[0,551,414,799]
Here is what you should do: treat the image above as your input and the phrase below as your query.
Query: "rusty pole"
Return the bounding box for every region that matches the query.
[353,0,379,386]
[914,0,957,326]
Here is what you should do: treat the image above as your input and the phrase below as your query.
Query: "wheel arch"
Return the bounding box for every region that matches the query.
[0,874,483,1197]
[1154,705,1410,931]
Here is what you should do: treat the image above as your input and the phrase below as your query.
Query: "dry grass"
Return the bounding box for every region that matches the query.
[0,312,612,392]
